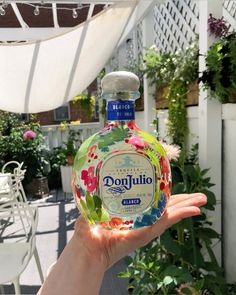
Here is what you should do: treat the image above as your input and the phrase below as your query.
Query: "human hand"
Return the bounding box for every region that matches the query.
[73,193,207,270]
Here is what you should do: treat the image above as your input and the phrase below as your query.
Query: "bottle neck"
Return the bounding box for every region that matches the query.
[106,99,135,122]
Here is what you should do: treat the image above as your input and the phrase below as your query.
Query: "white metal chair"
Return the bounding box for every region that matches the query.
[0,202,44,294]
[1,161,27,203]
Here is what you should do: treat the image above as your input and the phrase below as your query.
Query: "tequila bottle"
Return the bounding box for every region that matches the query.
[72,71,171,230]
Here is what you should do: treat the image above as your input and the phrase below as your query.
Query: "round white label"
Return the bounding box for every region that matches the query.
[99,152,155,216]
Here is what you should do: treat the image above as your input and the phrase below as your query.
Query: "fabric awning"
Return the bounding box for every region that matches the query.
[0,0,156,113]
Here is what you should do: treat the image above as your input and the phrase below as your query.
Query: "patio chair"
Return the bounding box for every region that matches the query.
[0,202,44,295]
[1,161,27,203]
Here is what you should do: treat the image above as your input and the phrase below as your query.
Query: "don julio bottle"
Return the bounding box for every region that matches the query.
[72,71,171,230]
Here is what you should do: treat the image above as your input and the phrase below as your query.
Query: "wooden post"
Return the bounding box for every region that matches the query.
[198,0,222,262]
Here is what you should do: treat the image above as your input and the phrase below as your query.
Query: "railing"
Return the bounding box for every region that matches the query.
[41,122,102,151]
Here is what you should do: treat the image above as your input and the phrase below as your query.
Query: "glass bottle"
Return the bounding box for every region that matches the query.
[72,71,171,230]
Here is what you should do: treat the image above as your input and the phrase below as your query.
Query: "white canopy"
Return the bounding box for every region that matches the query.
[0,0,156,113]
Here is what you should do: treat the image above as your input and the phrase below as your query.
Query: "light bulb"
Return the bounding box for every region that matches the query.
[0,6,5,16]
[72,8,78,19]
[2,1,8,9]
[34,6,40,16]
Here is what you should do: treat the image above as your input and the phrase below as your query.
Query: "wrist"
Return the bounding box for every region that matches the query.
[70,232,107,272]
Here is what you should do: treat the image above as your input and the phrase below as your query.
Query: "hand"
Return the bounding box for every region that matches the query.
[73,193,207,270]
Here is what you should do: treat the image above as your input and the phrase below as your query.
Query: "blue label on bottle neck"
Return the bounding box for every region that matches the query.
[107,100,135,121]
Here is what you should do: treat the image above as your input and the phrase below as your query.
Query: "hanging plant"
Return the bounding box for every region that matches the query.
[200,32,236,103]
[72,92,95,119]
[167,80,188,148]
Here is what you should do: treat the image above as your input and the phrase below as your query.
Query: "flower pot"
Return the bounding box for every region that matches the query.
[25,177,49,198]
[66,155,74,166]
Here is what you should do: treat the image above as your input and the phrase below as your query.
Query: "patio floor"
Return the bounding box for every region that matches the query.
[1,191,129,295]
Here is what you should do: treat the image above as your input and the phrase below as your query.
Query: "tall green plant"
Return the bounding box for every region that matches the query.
[119,148,227,294]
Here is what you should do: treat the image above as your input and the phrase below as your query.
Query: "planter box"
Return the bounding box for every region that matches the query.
[60,165,73,193]
[156,81,199,109]
[228,93,236,103]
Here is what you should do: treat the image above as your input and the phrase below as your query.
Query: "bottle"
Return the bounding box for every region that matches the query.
[72,71,171,230]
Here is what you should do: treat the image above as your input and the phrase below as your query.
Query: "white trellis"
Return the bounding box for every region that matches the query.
[110,0,236,284]
[154,0,199,52]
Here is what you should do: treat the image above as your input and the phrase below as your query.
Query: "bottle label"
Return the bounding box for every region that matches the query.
[99,152,155,216]
[107,100,135,121]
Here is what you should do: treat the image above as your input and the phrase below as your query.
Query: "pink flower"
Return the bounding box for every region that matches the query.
[128,135,147,149]
[161,142,181,161]
[81,166,97,193]
[23,130,37,140]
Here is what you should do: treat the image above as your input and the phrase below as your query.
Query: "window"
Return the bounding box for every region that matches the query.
[54,104,70,121]
[19,113,29,122]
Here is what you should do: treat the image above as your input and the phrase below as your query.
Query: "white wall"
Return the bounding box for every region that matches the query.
[222,104,236,283]
[156,106,199,150]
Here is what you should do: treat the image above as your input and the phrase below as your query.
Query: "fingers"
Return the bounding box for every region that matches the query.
[148,205,201,241]
[164,206,201,227]
[167,194,207,213]
[168,193,206,207]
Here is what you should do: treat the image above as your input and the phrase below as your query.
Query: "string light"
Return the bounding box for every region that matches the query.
[34,5,40,16]
[2,1,8,9]
[0,2,89,18]
[72,8,78,19]
[0,6,5,16]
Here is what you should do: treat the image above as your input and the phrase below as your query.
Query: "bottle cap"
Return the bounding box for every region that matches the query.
[101,71,140,94]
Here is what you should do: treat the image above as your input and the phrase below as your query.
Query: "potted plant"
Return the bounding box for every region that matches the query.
[59,127,81,193]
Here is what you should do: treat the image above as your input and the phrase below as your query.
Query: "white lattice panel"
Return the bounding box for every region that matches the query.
[154,0,199,52]
[223,1,236,31]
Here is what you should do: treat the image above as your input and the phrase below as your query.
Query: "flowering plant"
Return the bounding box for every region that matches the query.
[0,112,49,184]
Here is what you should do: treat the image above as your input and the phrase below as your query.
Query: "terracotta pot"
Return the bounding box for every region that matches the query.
[66,155,74,166]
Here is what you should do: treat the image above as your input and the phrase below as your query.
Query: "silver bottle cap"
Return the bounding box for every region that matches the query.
[101,71,140,94]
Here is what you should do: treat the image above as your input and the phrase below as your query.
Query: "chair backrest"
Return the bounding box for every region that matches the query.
[0,202,38,256]
[1,161,27,202]
[0,202,39,284]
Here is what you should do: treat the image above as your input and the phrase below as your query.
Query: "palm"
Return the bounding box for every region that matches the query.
[74,193,206,269]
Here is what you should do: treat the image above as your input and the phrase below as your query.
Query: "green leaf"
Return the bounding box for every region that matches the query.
[171,183,185,194]
[160,230,181,256]
[86,192,95,211]
[117,272,131,278]
[202,189,216,210]
[193,279,204,291]
[137,261,147,269]
[197,228,220,240]
[148,262,154,269]
[163,275,173,286]
[124,256,133,266]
